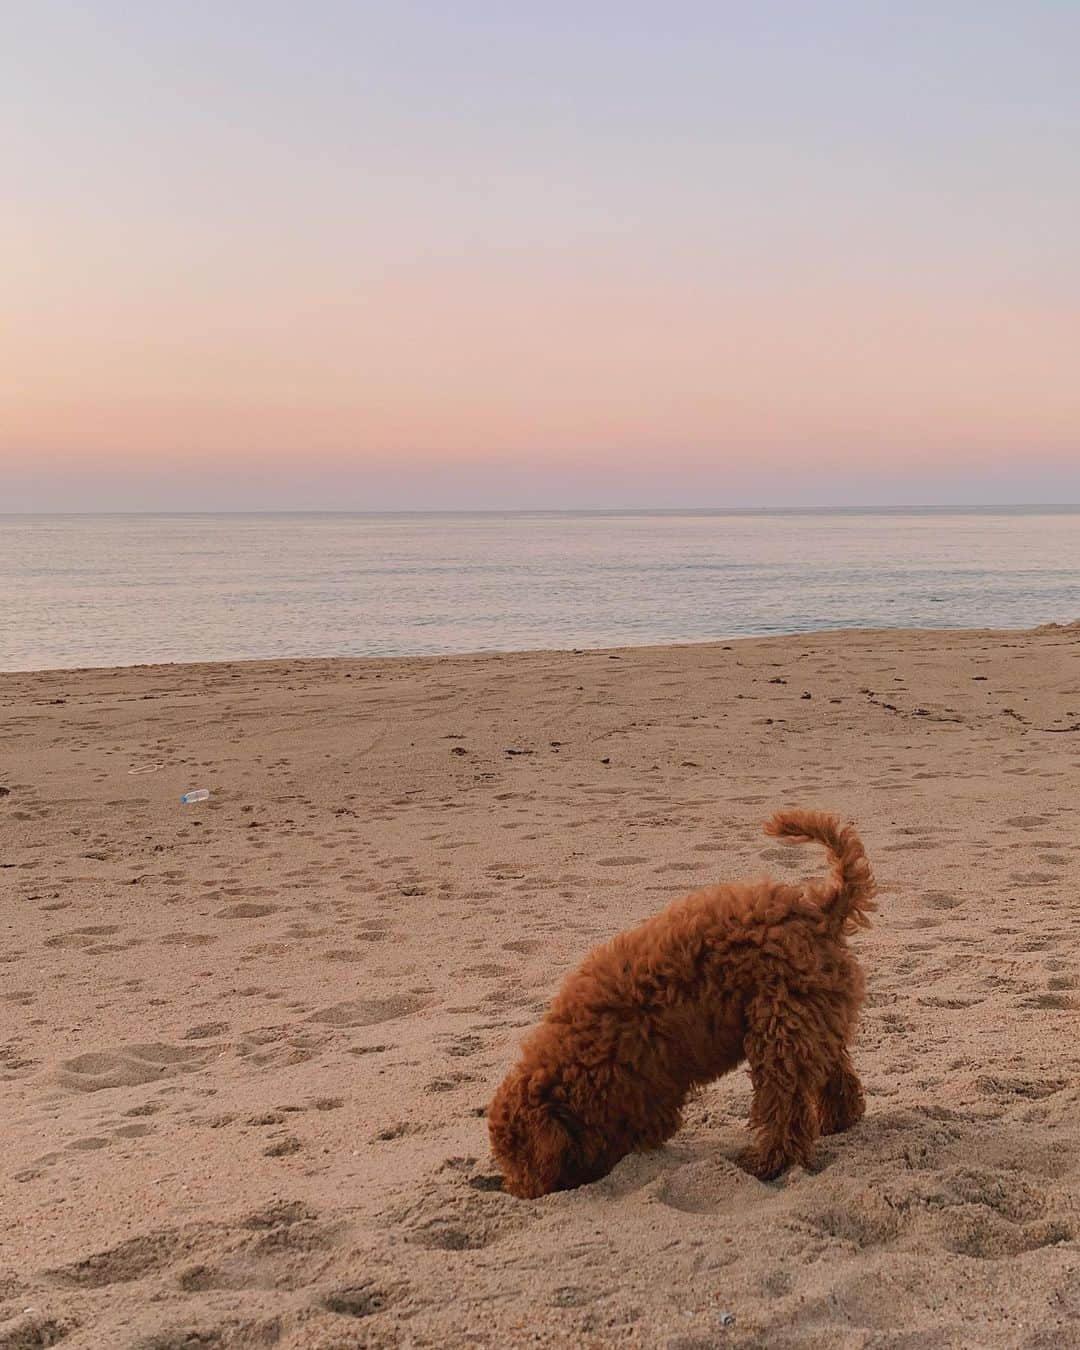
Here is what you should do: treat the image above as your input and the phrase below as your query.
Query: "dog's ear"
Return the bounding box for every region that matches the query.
[525,1103,578,1196]
[526,1070,585,1148]
[531,1080,590,1193]
[489,1067,581,1198]
[522,1067,556,1106]
[547,1095,584,1145]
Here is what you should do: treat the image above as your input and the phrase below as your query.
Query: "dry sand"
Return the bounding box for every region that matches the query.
[2,625,1079,1349]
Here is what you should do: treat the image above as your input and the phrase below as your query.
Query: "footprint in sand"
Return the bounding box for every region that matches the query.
[1019,992,1075,1011]
[347,1043,391,1058]
[651,1157,761,1215]
[307,995,431,1027]
[234,1027,327,1070]
[758,848,803,865]
[183,1021,229,1040]
[0,1315,76,1348]
[130,1314,295,1347]
[797,1182,904,1248]
[930,1204,1070,1259]
[44,925,122,950]
[321,1279,406,1319]
[442,1034,483,1058]
[46,1228,195,1287]
[502,939,546,955]
[160,932,218,948]
[425,1070,480,1094]
[384,1158,527,1250]
[921,891,963,910]
[214,903,281,919]
[49,1043,219,1093]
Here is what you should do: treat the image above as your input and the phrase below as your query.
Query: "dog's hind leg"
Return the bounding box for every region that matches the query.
[737,999,834,1180]
[818,1047,865,1136]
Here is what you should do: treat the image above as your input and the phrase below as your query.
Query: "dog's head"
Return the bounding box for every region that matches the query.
[487,1065,599,1199]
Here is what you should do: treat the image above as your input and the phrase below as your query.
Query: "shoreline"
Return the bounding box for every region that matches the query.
[3,622,1079,1347]
[4,616,1078,679]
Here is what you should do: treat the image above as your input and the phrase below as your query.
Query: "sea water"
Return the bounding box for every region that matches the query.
[1,508,1077,671]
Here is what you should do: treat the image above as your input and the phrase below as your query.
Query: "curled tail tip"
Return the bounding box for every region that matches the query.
[761,807,876,933]
[762,808,840,843]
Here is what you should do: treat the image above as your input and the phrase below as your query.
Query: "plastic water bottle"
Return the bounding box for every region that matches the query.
[180,789,210,804]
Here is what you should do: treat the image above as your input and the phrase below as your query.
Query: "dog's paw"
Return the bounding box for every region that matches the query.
[736,1146,788,1181]
[819,1102,865,1137]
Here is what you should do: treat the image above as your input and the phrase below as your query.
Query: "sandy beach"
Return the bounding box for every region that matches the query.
[2,624,1079,1350]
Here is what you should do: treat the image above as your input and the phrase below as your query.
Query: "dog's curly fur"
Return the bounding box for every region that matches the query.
[488,809,876,1198]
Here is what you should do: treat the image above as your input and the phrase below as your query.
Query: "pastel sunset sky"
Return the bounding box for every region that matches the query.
[4,2,1078,510]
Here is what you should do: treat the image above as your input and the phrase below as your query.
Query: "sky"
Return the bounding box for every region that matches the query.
[3,1,1078,511]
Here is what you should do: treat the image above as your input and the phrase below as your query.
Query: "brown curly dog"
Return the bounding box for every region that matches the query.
[488,809,876,1198]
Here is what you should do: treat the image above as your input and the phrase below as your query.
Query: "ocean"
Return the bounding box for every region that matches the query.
[1,508,1077,672]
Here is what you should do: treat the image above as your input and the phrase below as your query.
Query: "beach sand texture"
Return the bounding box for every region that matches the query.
[2,625,1079,1349]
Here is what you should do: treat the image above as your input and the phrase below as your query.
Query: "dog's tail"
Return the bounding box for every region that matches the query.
[763,809,876,934]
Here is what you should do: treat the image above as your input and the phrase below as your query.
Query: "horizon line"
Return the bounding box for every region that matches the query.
[2,503,1080,519]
